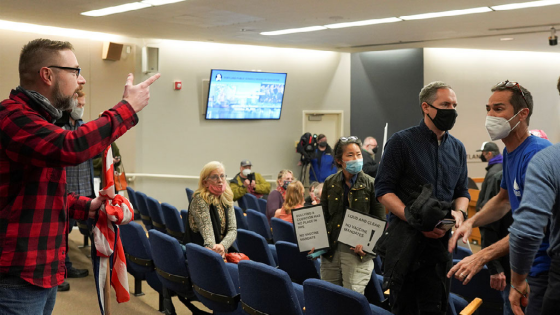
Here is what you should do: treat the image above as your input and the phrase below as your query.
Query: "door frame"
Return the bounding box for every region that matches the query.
[302,110,344,140]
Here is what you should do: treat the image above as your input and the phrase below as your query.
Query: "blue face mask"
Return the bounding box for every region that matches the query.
[344,159,363,174]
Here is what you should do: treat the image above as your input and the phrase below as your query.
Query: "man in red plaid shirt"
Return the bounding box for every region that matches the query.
[0,38,160,314]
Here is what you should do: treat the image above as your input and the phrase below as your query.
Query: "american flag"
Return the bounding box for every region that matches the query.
[92,145,133,314]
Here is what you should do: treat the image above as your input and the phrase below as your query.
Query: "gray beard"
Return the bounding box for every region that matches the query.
[52,82,78,112]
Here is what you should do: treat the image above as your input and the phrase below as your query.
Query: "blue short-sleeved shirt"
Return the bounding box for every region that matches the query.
[501,135,552,276]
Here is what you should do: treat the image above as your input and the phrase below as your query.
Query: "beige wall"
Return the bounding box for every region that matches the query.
[131,40,351,209]
[424,48,560,179]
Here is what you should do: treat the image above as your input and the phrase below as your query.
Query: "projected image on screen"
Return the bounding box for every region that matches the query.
[206,69,287,120]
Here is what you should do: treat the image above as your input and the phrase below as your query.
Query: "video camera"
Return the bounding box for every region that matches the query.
[247,172,255,182]
[297,132,317,162]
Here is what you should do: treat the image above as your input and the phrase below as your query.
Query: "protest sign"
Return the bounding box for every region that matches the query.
[292,205,330,252]
[337,208,386,255]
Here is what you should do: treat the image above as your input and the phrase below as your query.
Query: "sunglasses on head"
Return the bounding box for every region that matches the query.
[339,136,359,143]
[496,80,529,108]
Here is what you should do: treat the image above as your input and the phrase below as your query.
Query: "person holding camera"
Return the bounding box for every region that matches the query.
[310,134,337,183]
[230,160,271,201]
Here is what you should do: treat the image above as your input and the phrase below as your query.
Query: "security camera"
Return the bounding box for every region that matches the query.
[549,27,558,46]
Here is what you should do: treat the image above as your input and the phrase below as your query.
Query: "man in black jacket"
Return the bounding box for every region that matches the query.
[362,136,378,178]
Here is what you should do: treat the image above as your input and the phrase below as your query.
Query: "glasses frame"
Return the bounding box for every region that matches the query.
[497,80,529,108]
[46,65,82,77]
[206,174,227,183]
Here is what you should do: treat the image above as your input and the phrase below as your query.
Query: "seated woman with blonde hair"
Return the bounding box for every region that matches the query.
[186,161,237,258]
[274,180,305,224]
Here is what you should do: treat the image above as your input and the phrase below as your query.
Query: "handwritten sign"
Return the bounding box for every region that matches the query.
[292,205,329,252]
[337,208,386,255]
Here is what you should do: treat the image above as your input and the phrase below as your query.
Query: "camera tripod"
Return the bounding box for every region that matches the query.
[299,157,318,187]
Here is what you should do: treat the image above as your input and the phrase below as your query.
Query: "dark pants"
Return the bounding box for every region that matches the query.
[526,272,548,315]
[390,258,452,315]
[542,255,560,315]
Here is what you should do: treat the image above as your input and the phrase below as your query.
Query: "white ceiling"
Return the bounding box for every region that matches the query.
[1,0,560,52]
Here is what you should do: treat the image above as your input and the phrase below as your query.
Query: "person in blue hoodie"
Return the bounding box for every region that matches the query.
[309,134,337,183]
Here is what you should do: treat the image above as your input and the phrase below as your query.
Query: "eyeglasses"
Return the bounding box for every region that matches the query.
[46,66,82,77]
[207,174,227,182]
[339,136,359,143]
[496,80,529,108]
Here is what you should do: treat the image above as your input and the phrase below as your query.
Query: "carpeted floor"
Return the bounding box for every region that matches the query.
[53,227,210,315]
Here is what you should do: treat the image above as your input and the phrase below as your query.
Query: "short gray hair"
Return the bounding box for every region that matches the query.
[419,81,453,115]
[314,183,323,198]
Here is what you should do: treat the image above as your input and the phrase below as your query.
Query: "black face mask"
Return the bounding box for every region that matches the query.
[372,147,378,154]
[480,154,487,162]
[426,103,457,131]
[318,141,327,148]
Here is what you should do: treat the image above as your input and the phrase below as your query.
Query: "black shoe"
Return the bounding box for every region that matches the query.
[67,267,89,278]
[58,281,70,292]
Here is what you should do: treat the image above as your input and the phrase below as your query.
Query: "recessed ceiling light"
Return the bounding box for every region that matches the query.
[81,2,151,16]
[325,17,402,29]
[260,26,327,36]
[492,0,560,11]
[400,7,492,20]
[500,37,514,41]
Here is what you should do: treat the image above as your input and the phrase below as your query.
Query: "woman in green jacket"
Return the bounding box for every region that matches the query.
[316,136,385,294]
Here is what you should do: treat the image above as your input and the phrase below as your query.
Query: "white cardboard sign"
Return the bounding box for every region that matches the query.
[292,205,330,252]
[337,208,386,255]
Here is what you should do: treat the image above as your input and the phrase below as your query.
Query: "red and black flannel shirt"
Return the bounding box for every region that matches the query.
[0,89,138,288]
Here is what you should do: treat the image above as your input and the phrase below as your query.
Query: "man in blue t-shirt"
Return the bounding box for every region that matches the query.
[448,80,552,315]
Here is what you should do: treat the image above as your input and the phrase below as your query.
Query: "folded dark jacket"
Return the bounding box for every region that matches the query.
[404,184,452,231]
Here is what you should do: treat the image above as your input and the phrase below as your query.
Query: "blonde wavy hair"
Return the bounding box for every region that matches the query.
[195,161,234,208]
[283,180,304,214]
[276,169,295,186]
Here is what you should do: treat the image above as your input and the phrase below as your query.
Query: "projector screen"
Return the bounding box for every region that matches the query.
[205,69,287,120]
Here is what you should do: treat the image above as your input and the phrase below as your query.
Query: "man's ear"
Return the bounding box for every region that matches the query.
[518,108,530,122]
[38,67,54,86]
[421,102,429,115]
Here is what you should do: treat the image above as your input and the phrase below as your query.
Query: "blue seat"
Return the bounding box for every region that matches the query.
[246,209,273,242]
[275,241,319,284]
[364,268,387,309]
[180,209,190,244]
[185,187,194,204]
[233,206,248,230]
[374,255,383,275]
[125,186,140,219]
[257,198,267,215]
[135,191,153,230]
[237,196,248,211]
[450,259,503,315]
[448,293,470,315]
[148,230,204,314]
[303,278,392,315]
[120,222,164,310]
[244,194,260,213]
[184,243,243,314]
[161,202,185,242]
[453,246,472,260]
[146,196,167,233]
[237,229,277,267]
[271,217,296,243]
[238,260,305,315]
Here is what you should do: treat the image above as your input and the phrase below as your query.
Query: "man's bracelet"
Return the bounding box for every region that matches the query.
[510,279,529,298]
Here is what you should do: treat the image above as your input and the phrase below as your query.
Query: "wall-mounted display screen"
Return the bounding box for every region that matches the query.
[205,69,287,120]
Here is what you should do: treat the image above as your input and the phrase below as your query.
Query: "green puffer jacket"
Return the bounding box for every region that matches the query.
[320,170,385,260]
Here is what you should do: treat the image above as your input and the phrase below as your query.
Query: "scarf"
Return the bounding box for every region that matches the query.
[16,86,62,122]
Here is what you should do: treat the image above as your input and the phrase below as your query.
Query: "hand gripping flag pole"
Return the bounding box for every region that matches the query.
[92,145,134,315]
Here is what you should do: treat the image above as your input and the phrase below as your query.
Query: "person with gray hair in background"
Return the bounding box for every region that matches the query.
[375,81,470,315]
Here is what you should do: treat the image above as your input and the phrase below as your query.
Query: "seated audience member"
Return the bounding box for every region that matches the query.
[304,181,320,206]
[187,161,237,258]
[274,181,305,224]
[310,134,337,183]
[230,160,271,201]
[266,170,294,223]
[313,183,323,204]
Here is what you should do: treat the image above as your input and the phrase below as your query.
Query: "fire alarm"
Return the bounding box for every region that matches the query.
[174,81,182,90]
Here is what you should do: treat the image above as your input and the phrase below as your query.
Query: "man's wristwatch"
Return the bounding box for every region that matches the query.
[457,209,468,221]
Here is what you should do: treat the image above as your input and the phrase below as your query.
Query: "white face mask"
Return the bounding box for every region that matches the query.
[242,168,252,177]
[70,106,84,120]
[485,109,523,141]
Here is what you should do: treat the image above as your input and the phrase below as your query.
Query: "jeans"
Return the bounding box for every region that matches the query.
[526,272,549,315]
[500,285,514,315]
[0,275,57,315]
